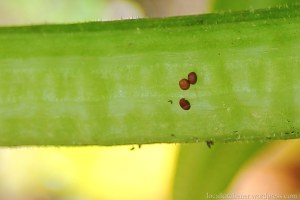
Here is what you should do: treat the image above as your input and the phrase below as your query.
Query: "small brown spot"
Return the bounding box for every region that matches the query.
[188,72,197,85]
[179,79,190,90]
[206,140,214,148]
[179,98,191,110]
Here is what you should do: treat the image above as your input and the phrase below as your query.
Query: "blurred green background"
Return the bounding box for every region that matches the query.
[0,0,299,200]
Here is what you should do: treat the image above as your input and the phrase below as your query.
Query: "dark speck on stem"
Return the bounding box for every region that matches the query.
[206,140,214,148]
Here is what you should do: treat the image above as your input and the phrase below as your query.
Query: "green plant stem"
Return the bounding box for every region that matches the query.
[172,143,265,199]
[0,4,299,146]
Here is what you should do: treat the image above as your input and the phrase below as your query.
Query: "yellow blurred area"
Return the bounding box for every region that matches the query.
[0,145,179,200]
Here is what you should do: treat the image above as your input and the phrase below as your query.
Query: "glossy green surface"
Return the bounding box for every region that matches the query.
[0,5,299,146]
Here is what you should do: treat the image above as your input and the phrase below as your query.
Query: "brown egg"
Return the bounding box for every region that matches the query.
[188,72,197,84]
[179,98,191,110]
[179,79,190,90]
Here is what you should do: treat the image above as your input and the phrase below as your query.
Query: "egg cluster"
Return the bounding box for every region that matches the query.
[178,72,197,110]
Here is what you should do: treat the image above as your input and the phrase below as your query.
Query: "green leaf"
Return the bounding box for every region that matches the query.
[0,4,299,146]
[213,0,299,11]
